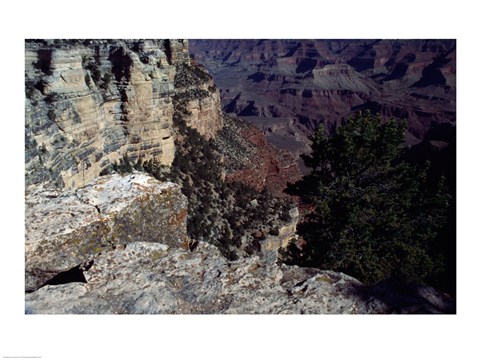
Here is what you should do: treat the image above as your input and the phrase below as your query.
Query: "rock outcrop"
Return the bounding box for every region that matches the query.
[25,39,222,190]
[24,166,454,314]
[25,240,454,314]
[25,173,188,292]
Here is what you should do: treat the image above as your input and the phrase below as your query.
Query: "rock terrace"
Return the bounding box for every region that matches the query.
[26,241,454,314]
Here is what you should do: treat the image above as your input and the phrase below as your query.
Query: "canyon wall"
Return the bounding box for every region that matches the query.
[23,40,455,314]
[190,39,456,158]
[214,114,302,197]
[25,39,222,190]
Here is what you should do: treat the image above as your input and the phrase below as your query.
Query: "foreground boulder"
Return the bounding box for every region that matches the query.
[25,173,188,292]
[25,241,454,314]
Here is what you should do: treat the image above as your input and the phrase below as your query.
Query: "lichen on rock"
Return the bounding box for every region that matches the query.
[25,240,455,314]
[25,173,187,292]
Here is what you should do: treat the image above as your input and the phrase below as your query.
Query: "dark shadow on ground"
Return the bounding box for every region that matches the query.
[348,278,456,314]
[39,260,94,289]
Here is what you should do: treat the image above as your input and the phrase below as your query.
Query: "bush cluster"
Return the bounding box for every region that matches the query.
[82,55,112,91]
[166,105,292,259]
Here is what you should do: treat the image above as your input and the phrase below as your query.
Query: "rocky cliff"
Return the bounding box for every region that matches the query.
[24,174,454,314]
[25,239,454,314]
[190,39,456,158]
[25,39,222,190]
[25,173,188,292]
[24,39,455,314]
[214,114,302,197]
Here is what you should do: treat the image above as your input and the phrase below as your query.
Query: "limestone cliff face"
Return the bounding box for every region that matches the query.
[172,61,223,139]
[25,39,221,190]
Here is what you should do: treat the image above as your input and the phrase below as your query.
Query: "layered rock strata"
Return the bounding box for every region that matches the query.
[190,39,456,151]
[173,61,223,139]
[25,173,188,292]
[25,39,221,190]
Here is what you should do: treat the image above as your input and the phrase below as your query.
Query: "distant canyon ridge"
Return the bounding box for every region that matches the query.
[189,39,456,164]
[24,39,455,313]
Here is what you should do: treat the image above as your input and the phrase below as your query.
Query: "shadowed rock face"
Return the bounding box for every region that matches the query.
[25,39,222,191]
[25,241,455,314]
[25,173,188,292]
[190,39,456,158]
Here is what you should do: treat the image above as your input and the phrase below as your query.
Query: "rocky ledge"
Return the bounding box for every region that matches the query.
[25,173,188,292]
[25,240,454,314]
[24,171,454,315]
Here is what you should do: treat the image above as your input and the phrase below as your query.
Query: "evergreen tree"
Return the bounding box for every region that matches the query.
[283,112,450,284]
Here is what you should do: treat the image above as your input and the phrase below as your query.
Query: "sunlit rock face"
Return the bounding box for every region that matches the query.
[25,39,222,190]
[25,173,188,292]
[25,239,455,314]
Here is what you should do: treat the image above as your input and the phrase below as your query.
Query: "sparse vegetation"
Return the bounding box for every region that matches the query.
[47,109,56,121]
[174,63,212,87]
[82,55,112,91]
[109,47,133,81]
[103,72,111,82]
[105,154,133,175]
[140,54,150,64]
[167,89,294,259]
[32,49,53,75]
[98,86,294,260]
[25,82,36,99]
[44,93,59,104]
[88,62,101,83]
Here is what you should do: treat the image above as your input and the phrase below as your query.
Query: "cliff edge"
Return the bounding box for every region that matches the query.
[25,39,222,190]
